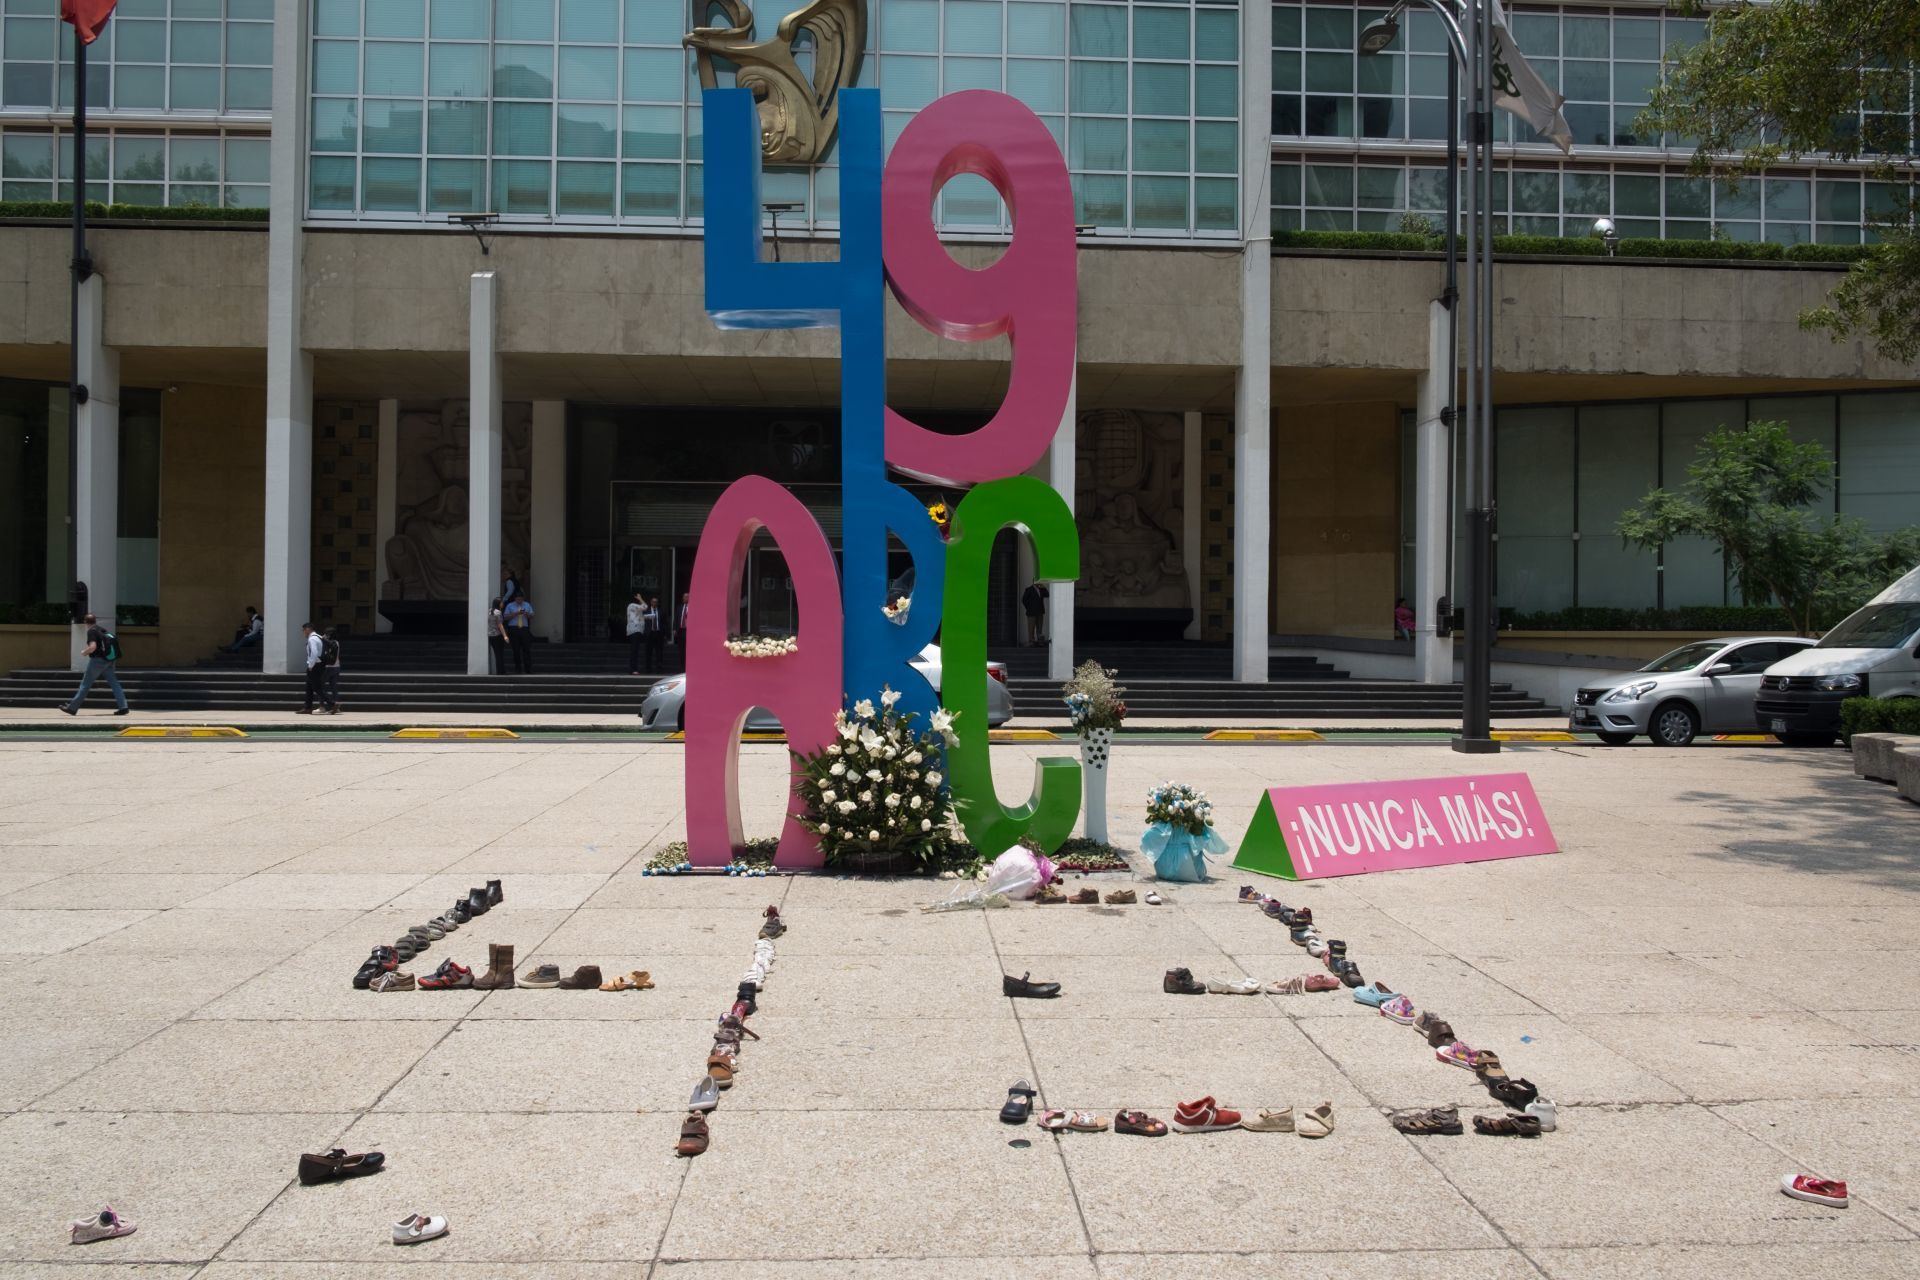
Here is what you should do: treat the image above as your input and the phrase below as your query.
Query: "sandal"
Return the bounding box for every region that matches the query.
[1473,1112,1542,1138]
[1390,1105,1463,1136]
[1000,1080,1037,1124]
[1036,1109,1069,1132]
[676,1112,709,1156]
[1413,1012,1454,1045]
[1487,1077,1539,1108]
[1054,1110,1107,1132]
[1266,976,1307,995]
[600,973,636,991]
[1115,1110,1168,1137]
[1472,1050,1511,1081]
[1296,1101,1335,1139]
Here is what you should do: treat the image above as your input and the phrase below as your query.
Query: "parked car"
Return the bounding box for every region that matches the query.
[1757,565,1920,747]
[638,642,1014,731]
[1570,636,1817,747]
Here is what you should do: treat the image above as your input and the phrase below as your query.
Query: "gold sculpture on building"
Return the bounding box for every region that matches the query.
[684,0,866,165]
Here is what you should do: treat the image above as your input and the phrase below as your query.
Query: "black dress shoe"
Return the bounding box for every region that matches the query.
[486,878,503,906]
[466,888,490,916]
[1003,971,1061,999]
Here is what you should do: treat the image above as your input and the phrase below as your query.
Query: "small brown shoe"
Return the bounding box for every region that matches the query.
[1033,884,1065,904]
[558,964,604,990]
[1104,888,1136,904]
[1069,887,1099,905]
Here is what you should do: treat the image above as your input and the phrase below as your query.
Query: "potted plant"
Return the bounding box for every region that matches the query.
[1062,661,1126,842]
[793,688,960,874]
[1141,781,1229,882]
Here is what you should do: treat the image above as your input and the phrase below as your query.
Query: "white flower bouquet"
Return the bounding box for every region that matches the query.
[1142,780,1228,882]
[881,595,912,624]
[724,635,799,659]
[1062,661,1127,734]
[794,687,961,873]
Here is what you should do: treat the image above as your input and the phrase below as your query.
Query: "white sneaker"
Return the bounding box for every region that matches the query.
[1524,1099,1558,1132]
[1205,976,1261,995]
[70,1206,136,1245]
[392,1212,448,1245]
[741,966,765,989]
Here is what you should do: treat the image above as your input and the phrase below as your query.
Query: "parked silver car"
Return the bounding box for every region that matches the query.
[1569,636,1816,747]
[638,642,1014,732]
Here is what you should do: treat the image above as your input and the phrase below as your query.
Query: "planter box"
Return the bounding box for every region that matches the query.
[0,624,162,671]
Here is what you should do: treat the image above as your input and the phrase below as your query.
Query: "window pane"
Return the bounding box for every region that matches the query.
[1304,163,1352,207]
[496,0,553,41]
[1133,6,1187,59]
[1356,166,1402,209]
[1304,6,1350,49]
[1660,400,1741,605]
[1765,177,1811,221]
[1305,51,1350,93]
[1562,171,1609,213]
[113,64,164,108]
[366,42,425,96]
[1563,15,1607,59]
[557,159,614,213]
[1069,116,1125,169]
[431,0,489,40]
[1194,120,1235,174]
[495,43,554,97]
[879,0,938,52]
[1839,393,1920,532]
[558,102,617,155]
[1194,8,1235,60]
[427,157,487,210]
[364,99,425,153]
[1614,17,1660,61]
[169,137,219,182]
[493,102,552,154]
[1576,404,1658,607]
[560,0,617,42]
[1561,60,1606,101]
[624,0,681,44]
[1003,3,1061,55]
[1132,119,1187,171]
[116,19,165,60]
[945,57,1000,92]
[622,161,678,216]
[1512,13,1557,56]
[1496,407,1576,613]
[493,157,551,212]
[880,54,937,109]
[170,66,221,108]
[945,0,1001,54]
[226,67,272,110]
[622,47,677,99]
[170,19,220,61]
[363,157,422,210]
[1,134,52,181]
[1069,3,1125,58]
[367,0,425,38]
[1616,174,1659,218]
[622,104,679,158]
[1074,171,1125,223]
[1133,63,1187,115]
[1007,59,1064,112]
[1816,178,1861,222]
[314,0,359,37]
[430,42,488,96]
[1195,175,1235,229]
[429,99,488,152]
[942,172,1003,224]
[309,155,356,209]
[1069,60,1124,113]
[1194,64,1235,117]
[559,45,617,98]
[312,98,359,152]
[314,39,360,94]
[226,137,269,183]
[1132,174,1186,228]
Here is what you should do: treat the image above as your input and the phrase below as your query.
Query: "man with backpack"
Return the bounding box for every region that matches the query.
[58,613,130,716]
[321,627,344,714]
[297,622,325,714]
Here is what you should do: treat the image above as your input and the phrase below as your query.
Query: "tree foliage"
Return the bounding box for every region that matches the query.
[1616,422,1920,635]
[1639,0,1920,363]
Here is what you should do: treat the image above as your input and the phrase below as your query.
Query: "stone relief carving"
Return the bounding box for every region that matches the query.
[684,0,866,165]
[381,400,532,603]
[1074,409,1190,611]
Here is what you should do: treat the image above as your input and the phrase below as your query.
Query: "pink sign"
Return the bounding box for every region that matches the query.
[1232,773,1558,880]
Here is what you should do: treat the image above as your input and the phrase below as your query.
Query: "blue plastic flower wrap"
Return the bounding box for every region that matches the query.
[1141,822,1229,882]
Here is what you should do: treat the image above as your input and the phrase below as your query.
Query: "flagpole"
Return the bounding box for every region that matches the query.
[68,21,93,602]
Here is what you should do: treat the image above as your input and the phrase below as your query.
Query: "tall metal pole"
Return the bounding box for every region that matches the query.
[1453,0,1497,753]
[1443,52,1458,619]
[67,27,94,599]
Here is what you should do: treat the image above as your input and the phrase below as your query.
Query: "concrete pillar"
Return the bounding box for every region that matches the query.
[262,0,312,675]
[1232,0,1272,683]
[1182,409,1202,641]
[1413,299,1456,684]
[530,399,566,643]
[467,271,502,676]
[45,388,70,608]
[373,399,398,633]
[1047,363,1076,682]
[71,275,118,670]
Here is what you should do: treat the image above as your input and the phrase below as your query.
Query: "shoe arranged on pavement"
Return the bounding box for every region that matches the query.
[1002,971,1061,998]
[1523,1098,1557,1132]
[1170,1097,1242,1133]
[1780,1173,1848,1207]
[464,888,490,917]
[518,963,562,989]
[1487,1077,1540,1109]
[370,970,415,992]
[449,899,472,925]
[392,1212,448,1245]
[1297,1101,1335,1139]
[485,879,503,906]
[1472,1112,1542,1137]
[1240,1108,1295,1133]
[1390,1105,1462,1136]
[1205,976,1261,995]
[1163,967,1206,995]
[418,959,473,990]
[558,965,604,990]
[298,1148,386,1184]
[69,1206,135,1244]
[353,946,399,990]
[689,1074,721,1112]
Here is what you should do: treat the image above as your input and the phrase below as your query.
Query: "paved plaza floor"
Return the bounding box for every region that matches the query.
[0,735,1917,1278]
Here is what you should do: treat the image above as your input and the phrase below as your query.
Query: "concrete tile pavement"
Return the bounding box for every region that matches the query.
[0,736,1915,1274]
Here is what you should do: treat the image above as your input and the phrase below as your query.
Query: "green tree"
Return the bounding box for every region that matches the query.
[1616,421,1920,635]
[1638,0,1920,362]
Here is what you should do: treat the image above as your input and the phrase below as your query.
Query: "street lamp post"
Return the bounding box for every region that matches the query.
[1359,0,1498,754]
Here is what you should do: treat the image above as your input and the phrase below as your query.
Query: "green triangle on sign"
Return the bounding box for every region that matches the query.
[1231,790,1298,880]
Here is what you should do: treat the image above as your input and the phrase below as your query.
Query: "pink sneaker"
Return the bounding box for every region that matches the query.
[1170,1096,1243,1133]
[1780,1174,1848,1207]
[1379,994,1418,1024]
[70,1206,136,1245]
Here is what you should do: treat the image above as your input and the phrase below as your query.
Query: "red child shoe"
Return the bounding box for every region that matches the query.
[1170,1096,1243,1133]
[1780,1174,1848,1207]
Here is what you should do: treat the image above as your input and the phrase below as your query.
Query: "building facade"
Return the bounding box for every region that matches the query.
[0,0,1915,679]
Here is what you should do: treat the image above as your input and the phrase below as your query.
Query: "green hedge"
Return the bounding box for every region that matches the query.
[1499,605,1806,633]
[0,603,159,625]
[1840,696,1920,741]
[1273,227,1869,264]
[0,200,267,223]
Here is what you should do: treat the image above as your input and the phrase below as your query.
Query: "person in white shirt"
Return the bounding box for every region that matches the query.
[297,622,324,714]
[642,597,664,671]
[626,592,647,675]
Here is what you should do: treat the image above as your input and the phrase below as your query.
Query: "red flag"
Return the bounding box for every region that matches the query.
[61,0,117,45]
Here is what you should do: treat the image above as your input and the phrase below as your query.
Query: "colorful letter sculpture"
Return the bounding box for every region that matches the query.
[686,85,1082,867]
[1232,774,1561,881]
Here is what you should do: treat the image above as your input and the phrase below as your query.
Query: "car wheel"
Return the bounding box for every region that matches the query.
[1650,701,1699,748]
[1595,731,1635,746]
[1778,731,1836,748]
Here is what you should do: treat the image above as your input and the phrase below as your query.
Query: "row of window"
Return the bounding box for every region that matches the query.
[0,126,268,206]
[0,0,271,114]
[1274,156,1910,245]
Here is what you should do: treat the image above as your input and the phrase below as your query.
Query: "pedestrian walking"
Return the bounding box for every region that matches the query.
[58,612,130,716]
[1022,582,1047,646]
[503,591,535,674]
[296,622,325,714]
[487,597,510,675]
[322,626,343,713]
[626,592,647,675]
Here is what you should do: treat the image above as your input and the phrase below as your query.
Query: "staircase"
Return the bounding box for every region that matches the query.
[3,640,1557,720]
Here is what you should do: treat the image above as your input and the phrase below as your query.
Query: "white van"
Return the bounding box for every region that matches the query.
[1756,565,1920,746]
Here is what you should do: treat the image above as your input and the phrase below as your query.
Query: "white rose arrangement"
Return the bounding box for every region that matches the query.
[724,634,799,659]
[795,686,961,870]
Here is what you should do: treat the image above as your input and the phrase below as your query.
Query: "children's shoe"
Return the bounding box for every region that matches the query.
[1170,1097,1243,1133]
[1379,994,1418,1023]
[1163,967,1206,995]
[417,959,472,990]
[1523,1098,1558,1132]
[69,1207,136,1245]
[1238,885,1261,902]
[1437,1042,1485,1070]
[392,1212,449,1245]
[1780,1174,1848,1207]
[1205,976,1262,995]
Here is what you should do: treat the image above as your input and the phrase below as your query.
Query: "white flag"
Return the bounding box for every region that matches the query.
[1488,0,1572,153]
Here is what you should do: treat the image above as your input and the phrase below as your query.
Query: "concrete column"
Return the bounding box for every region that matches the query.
[1182,409,1202,641]
[530,399,566,643]
[373,399,398,633]
[1413,299,1456,684]
[262,0,312,675]
[1232,0,1273,684]
[45,388,70,608]
[467,271,502,676]
[1047,362,1076,682]
[71,275,118,670]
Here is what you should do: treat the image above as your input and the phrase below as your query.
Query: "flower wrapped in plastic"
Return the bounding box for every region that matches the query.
[724,634,799,659]
[1141,781,1227,882]
[793,687,959,873]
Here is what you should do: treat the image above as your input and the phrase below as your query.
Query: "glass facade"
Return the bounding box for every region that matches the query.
[1402,391,1920,615]
[0,0,272,207]
[304,0,1240,236]
[1273,2,1908,243]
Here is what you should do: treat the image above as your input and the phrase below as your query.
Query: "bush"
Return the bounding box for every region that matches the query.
[1784,242,1876,263]
[1270,227,1860,266]
[0,602,73,625]
[1497,605,1809,633]
[1841,697,1920,741]
[1495,233,1607,256]
[1271,229,1437,252]
[1616,237,1785,260]
[0,200,267,223]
